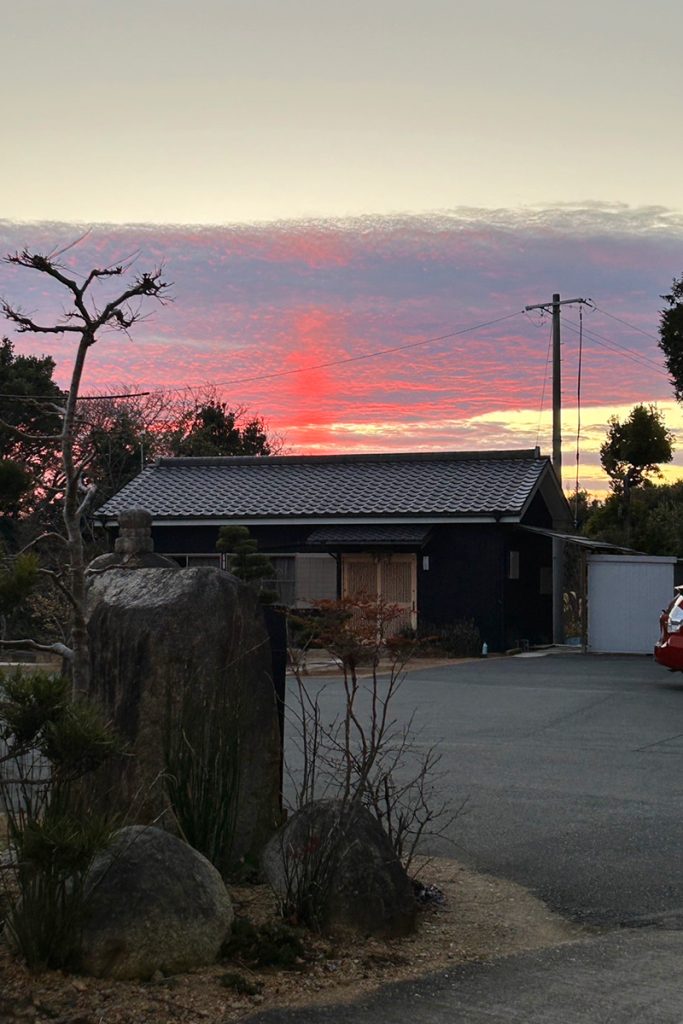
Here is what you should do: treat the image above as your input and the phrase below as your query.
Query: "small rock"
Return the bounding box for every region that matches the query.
[34,1004,60,1021]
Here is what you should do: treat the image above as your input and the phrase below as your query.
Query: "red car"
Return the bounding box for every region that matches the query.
[655,587,683,670]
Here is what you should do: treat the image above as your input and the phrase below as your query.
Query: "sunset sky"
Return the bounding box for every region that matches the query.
[3,1,683,494]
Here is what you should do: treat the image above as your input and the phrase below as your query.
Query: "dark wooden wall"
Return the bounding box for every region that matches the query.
[418,524,552,651]
[107,518,553,653]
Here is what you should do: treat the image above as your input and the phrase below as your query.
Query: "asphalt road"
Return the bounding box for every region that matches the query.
[250,930,683,1024]
[294,652,683,928]
[262,653,683,1022]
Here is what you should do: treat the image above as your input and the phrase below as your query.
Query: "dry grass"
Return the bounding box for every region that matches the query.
[0,857,585,1023]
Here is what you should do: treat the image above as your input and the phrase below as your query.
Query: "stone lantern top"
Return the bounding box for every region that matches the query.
[88,507,179,574]
[114,508,155,556]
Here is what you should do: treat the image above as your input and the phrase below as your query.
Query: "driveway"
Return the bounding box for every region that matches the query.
[294,652,683,927]
[257,653,683,1022]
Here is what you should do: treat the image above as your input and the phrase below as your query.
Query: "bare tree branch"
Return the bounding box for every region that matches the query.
[0,302,83,334]
[15,532,69,556]
[38,568,81,614]
[76,482,97,519]
[96,270,171,332]
[4,249,80,296]
[81,265,125,293]
[0,416,62,443]
[0,638,73,659]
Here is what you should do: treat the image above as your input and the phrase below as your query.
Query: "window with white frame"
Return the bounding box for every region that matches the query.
[167,553,221,568]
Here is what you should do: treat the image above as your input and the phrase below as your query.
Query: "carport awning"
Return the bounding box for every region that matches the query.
[306,524,431,548]
[518,525,642,553]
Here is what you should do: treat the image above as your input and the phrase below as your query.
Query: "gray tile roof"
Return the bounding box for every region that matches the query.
[307,525,431,546]
[97,449,551,522]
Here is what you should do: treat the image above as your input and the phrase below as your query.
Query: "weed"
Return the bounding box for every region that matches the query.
[219,971,263,995]
[163,677,241,876]
[222,917,306,968]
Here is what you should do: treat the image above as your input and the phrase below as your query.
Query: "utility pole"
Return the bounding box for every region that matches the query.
[552,293,562,482]
[524,293,587,646]
[524,293,586,488]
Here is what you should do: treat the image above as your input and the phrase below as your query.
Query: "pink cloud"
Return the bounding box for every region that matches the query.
[1,205,681,480]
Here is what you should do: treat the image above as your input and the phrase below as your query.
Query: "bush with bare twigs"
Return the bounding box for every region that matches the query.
[280,597,465,926]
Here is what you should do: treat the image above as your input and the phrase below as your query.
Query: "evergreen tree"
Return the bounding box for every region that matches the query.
[216,525,278,604]
[0,337,64,513]
[170,401,271,457]
[659,275,683,400]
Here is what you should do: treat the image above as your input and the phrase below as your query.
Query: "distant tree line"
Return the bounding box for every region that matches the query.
[576,268,683,554]
[0,327,279,659]
[1,336,280,519]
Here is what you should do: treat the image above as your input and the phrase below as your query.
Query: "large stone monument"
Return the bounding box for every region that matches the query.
[86,510,282,873]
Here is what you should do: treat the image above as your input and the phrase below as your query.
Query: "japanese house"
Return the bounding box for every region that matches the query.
[97,448,572,651]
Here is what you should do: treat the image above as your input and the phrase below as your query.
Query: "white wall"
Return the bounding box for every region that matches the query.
[587,555,676,654]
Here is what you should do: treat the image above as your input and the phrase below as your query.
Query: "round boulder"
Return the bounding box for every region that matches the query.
[79,826,233,980]
[262,800,416,938]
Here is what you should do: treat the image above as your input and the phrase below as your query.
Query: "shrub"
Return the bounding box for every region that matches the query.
[222,916,305,968]
[414,618,481,658]
[0,669,121,970]
[219,971,263,995]
[284,597,461,903]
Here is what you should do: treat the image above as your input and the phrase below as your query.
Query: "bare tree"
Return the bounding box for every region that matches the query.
[74,383,286,504]
[73,387,172,506]
[286,598,461,875]
[0,246,171,694]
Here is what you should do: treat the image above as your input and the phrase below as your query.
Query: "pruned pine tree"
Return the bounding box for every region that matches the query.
[216,525,278,604]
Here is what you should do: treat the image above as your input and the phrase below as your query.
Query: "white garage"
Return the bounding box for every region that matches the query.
[587,554,676,654]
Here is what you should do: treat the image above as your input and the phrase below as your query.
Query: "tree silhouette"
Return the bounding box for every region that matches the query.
[599,403,673,541]
[659,275,683,400]
[0,245,170,694]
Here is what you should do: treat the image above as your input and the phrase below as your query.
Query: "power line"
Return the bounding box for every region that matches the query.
[532,298,665,373]
[0,389,151,401]
[560,316,669,376]
[79,391,152,401]
[535,322,552,449]
[590,304,660,343]
[0,302,669,416]
[0,309,525,402]
[139,309,526,396]
[574,304,584,522]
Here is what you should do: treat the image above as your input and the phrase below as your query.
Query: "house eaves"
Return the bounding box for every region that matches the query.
[111,513,516,529]
[518,525,645,554]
